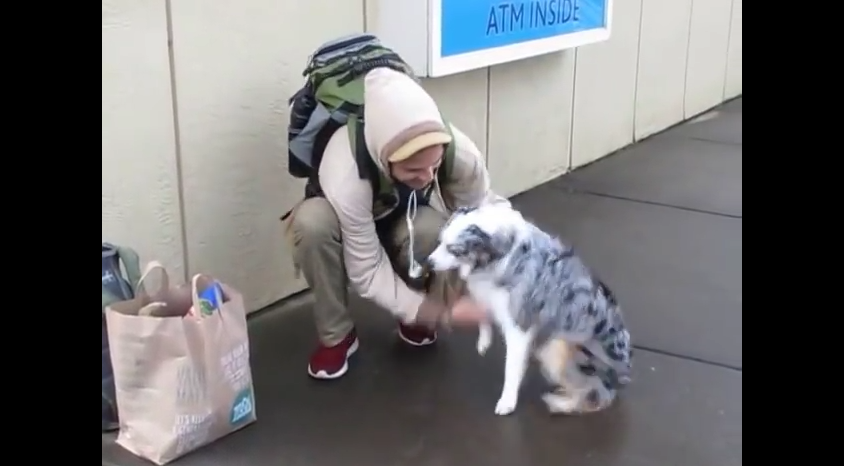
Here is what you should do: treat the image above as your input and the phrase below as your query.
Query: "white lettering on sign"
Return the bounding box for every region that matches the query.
[176,364,208,404]
[173,411,213,455]
[220,342,251,391]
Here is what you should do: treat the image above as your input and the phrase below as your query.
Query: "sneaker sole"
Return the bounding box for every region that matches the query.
[307,338,360,380]
[397,330,437,347]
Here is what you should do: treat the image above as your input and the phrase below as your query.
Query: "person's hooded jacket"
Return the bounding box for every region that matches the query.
[317,68,509,322]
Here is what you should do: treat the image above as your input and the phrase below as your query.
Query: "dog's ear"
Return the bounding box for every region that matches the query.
[462,225,491,250]
[488,229,516,258]
[462,225,514,267]
[444,205,478,232]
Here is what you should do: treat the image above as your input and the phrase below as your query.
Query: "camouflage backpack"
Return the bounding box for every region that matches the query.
[286,33,455,202]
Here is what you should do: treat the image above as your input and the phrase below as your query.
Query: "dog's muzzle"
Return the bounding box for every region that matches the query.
[421,257,436,274]
[404,258,435,291]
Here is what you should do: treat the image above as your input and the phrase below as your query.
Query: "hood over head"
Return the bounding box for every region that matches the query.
[362,68,453,170]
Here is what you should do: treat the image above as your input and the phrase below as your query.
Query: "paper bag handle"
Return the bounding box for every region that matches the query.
[137,302,168,317]
[190,273,225,318]
[135,261,171,300]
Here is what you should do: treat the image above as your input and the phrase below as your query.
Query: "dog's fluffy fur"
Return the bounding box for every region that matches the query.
[427,203,633,416]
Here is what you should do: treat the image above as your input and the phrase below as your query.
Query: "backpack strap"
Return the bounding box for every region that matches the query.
[348,116,377,190]
[114,245,142,293]
[348,114,456,202]
[348,116,393,200]
[437,123,456,186]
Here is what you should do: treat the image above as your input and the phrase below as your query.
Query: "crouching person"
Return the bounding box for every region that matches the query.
[285,67,507,379]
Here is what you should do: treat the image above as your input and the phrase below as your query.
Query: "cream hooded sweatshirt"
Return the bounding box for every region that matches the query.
[317,68,509,322]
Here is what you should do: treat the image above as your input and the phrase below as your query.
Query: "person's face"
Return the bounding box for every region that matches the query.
[390,144,444,190]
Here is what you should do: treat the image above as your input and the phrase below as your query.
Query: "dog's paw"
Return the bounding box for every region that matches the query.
[494,396,517,416]
[541,393,579,414]
[476,334,492,356]
[476,323,492,356]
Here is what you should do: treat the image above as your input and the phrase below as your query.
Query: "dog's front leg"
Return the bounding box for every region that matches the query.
[495,326,533,416]
[477,321,493,355]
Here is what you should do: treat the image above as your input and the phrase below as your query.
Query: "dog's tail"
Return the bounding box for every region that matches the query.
[594,282,633,388]
[597,308,633,385]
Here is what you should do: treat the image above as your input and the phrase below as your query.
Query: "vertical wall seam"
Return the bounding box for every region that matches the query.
[484,67,491,167]
[165,0,190,283]
[722,0,736,100]
[567,49,578,171]
[362,0,368,31]
[681,0,695,118]
[631,0,646,141]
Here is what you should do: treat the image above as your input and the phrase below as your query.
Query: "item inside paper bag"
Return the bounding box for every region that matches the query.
[138,301,189,318]
[110,265,230,320]
[189,275,228,317]
[191,281,225,317]
[137,284,194,318]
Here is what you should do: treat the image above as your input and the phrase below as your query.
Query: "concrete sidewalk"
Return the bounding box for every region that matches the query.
[103,98,742,466]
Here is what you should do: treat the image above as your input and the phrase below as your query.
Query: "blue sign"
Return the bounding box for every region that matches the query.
[440,0,608,57]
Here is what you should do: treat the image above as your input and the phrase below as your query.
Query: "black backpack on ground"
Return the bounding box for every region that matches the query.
[101,243,141,432]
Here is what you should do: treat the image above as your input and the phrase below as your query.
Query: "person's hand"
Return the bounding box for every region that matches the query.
[414,297,449,328]
[449,296,488,326]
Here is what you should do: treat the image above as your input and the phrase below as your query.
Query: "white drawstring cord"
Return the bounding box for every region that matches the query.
[406,190,424,279]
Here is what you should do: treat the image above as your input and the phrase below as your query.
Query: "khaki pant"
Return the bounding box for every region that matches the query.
[290,197,457,346]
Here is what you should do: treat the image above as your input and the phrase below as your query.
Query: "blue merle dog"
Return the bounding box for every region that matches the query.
[426,203,633,416]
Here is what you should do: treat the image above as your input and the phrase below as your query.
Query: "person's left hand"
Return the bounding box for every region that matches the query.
[449,296,488,326]
[413,296,450,328]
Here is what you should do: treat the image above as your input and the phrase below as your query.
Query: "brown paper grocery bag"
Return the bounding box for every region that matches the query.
[105,261,257,465]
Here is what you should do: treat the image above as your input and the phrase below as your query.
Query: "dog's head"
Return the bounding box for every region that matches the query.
[426,203,522,278]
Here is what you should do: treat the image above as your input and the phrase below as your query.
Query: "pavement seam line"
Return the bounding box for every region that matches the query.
[634,344,742,372]
[555,187,742,219]
[687,136,742,146]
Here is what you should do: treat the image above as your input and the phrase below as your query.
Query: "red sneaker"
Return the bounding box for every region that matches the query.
[307,329,359,380]
[397,323,438,347]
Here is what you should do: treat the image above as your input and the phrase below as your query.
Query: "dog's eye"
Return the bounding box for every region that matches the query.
[446,244,466,256]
